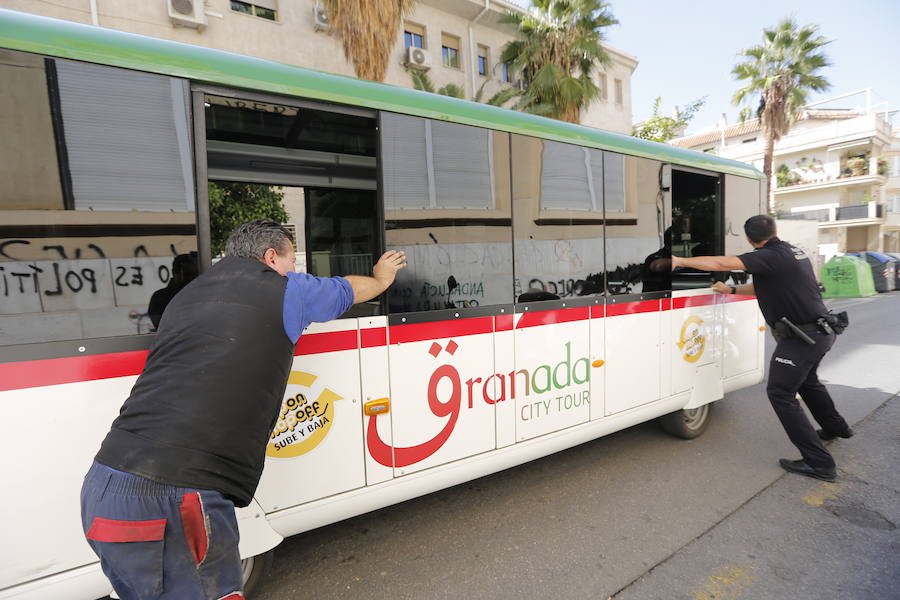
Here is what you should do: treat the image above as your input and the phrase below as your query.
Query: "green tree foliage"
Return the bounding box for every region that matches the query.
[732,18,831,212]
[499,0,617,123]
[632,96,706,143]
[208,182,289,256]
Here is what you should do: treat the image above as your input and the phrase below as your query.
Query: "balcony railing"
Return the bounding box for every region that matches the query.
[785,203,885,223]
[836,204,883,220]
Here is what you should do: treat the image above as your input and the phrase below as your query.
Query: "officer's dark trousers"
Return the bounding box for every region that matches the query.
[766,330,850,470]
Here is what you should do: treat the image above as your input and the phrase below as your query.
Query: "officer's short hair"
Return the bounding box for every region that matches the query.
[744,215,777,244]
[225,220,294,260]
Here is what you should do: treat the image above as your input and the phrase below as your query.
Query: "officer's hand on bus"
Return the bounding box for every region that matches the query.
[710,281,731,294]
[373,250,407,287]
[671,256,683,270]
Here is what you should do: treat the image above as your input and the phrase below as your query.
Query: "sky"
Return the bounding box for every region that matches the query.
[509,0,900,134]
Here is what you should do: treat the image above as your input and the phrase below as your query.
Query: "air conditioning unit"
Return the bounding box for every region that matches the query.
[313,3,331,32]
[405,46,432,71]
[168,0,207,30]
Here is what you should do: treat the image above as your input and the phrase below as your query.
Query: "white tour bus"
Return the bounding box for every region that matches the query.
[0,10,766,599]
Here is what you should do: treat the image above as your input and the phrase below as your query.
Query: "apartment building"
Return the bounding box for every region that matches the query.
[0,0,638,133]
[672,90,899,257]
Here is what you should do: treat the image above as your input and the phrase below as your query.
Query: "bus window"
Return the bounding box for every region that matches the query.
[0,51,198,345]
[380,113,513,313]
[511,135,605,301]
[204,95,380,316]
[604,153,669,296]
[671,169,723,290]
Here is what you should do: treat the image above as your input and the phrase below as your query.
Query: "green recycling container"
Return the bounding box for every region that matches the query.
[821,255,877,298]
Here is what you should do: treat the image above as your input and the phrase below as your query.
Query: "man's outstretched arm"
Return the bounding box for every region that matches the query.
[671,255,747,272]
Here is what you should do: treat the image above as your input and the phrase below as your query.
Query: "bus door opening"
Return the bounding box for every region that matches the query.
[202,93,381,317]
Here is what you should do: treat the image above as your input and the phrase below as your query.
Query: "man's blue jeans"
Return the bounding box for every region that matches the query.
[80,462,244,600]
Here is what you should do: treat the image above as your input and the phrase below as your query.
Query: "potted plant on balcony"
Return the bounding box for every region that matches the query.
[877,156,888,176]
[846,155,868,176]
[776,164,790,187]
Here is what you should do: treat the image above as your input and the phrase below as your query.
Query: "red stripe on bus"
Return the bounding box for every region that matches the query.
[606,300,660,317]
[721,294,757,303]
[390,317,494,344]
[672,295,717,309]
[0,350,148,392]
[294,330,358,355]
[360,327,387,348]
[495,314,513,332]
[516,306,590,329]
[590,304,604,319]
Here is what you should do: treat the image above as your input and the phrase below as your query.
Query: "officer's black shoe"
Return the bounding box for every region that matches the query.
[816,427,854,441]
[778,458,836,482]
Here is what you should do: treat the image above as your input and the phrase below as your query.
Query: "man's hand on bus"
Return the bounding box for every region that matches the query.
[373,250,407,287]
[711,281,732,294]
[344,250,407,304]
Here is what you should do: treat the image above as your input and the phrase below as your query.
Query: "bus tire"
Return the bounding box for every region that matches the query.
[241,549,275,598]
[659,403,712,439]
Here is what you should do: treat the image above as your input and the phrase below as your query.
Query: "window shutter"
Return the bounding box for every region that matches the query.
[381,112,430,210]
[431,121,493,209]
[603,152,626,212]
[55,60,193,212]
[540,141,593,211]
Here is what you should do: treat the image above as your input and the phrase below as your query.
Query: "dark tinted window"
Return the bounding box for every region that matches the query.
[510,135,605,300]
[0,51,197,345]
[381,113,513,312]
[671,169,722,289]
[604,153,669,295]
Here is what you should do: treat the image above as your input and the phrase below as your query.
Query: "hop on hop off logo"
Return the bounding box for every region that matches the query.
[677,316,706,363]
[266,371,341,458]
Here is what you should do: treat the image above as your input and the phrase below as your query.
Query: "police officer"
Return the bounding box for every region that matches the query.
[671,214,852,482]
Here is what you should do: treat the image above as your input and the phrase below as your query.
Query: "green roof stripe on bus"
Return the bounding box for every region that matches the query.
[0,9,762,179]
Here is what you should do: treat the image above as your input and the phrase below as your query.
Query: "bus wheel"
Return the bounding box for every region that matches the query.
[241,549,275,597]
[659,403,712,439]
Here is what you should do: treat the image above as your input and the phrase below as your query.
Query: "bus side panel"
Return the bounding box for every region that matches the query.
[513,310,591,441]
[588,304,606,420]
[604,299,661,415]
[386,320,496,476]
[360,316,395,485]
[494,314,517,447]
[254,319,366,514]
[722,296,762,380]
[671,291,719,395]
[0,377,134,590]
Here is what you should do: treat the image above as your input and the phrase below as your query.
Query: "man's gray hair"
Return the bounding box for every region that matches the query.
[225,220,294,260]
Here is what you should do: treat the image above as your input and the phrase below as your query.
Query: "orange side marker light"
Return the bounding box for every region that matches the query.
[364,398,390,416]
[759,325,767,332]
[592,359,605,368]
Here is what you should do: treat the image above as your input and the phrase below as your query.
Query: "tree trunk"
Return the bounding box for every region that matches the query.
[763,127,776,215]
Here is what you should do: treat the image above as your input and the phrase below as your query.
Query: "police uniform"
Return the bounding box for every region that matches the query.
[738,237,851,471]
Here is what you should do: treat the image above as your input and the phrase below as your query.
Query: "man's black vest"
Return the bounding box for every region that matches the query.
[96,257,294,507]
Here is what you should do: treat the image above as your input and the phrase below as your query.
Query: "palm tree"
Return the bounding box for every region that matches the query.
[732,18,831,213]
[322,0,416,82]
[408,69,521,107]
[499,0,617,123]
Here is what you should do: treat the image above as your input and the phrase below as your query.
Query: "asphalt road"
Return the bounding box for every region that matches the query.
[253,292,900,600]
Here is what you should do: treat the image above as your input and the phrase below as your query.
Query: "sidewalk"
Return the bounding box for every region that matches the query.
[614,393,900,600]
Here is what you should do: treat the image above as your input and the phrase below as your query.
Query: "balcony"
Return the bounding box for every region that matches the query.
[783,203,885,227]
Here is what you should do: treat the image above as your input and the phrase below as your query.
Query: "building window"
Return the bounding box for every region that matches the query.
[441,33,460,69]
[702,147,716,153]
[477,44,489,77]
[231,1,277,20]
[404,22,425,48]
[598,74,608,101]
[742,137,757,144]
[501,62,511,83]
[614,78,623,105]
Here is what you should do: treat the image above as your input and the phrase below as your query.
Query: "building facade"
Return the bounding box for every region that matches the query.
[672,90,899,258]
[0,0,637,133]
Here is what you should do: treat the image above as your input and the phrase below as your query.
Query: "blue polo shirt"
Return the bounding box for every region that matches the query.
[283,272,354,343]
